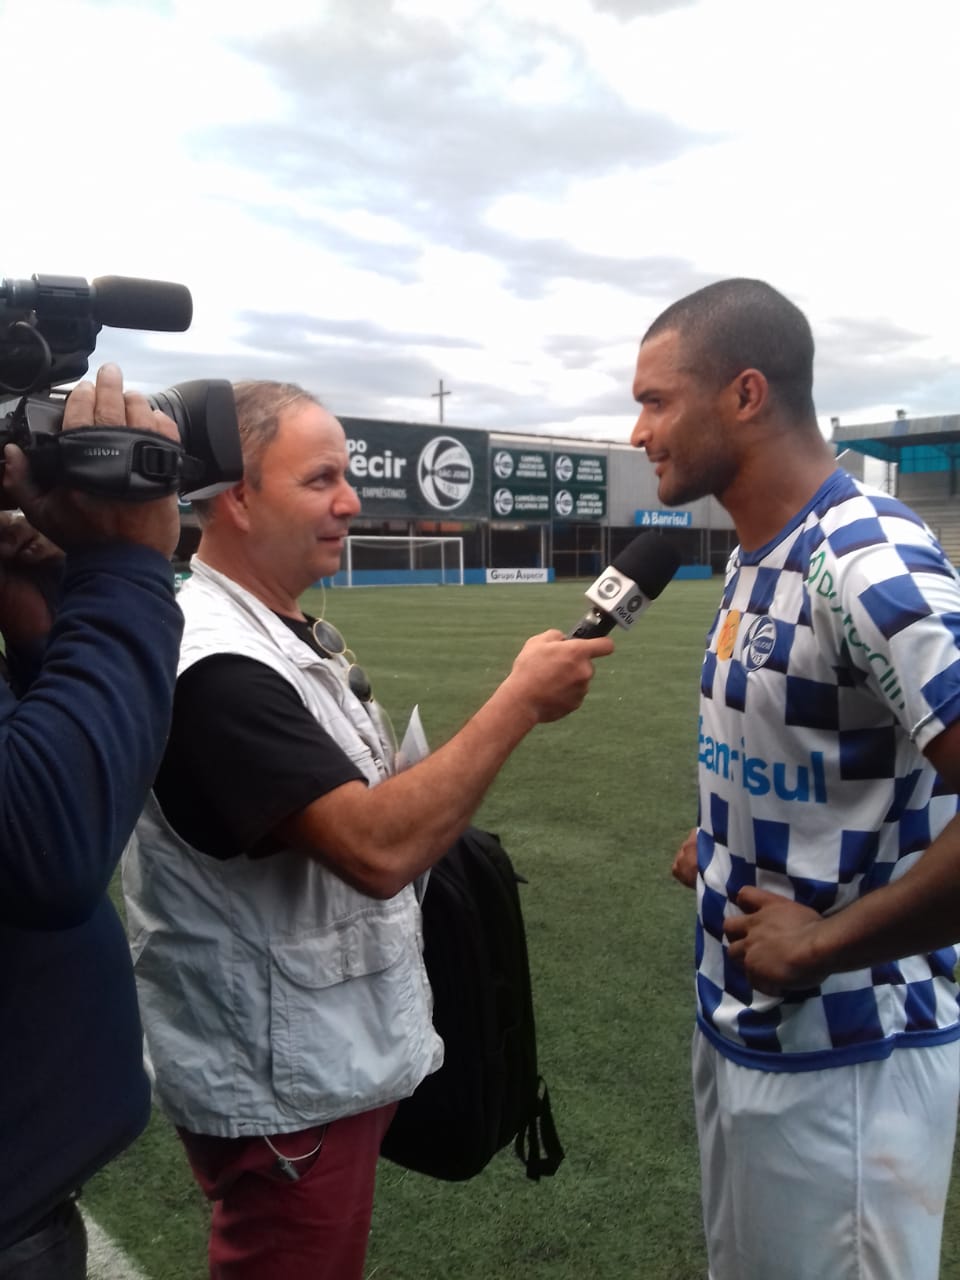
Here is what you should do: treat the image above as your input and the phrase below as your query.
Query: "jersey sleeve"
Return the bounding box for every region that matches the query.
[153,654,367,860]
[809,530,960,751]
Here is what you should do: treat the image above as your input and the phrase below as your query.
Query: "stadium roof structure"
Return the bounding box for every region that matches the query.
[831,413,960,475]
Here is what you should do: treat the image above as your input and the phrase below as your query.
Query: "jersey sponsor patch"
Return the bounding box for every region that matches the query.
[716,609,740,661]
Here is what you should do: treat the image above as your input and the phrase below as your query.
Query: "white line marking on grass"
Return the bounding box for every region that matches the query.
[83,1212,150,1280]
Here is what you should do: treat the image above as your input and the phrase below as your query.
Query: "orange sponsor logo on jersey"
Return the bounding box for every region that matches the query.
[716,609,741,661]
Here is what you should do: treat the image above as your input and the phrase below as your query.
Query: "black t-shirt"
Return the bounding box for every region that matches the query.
[153,616,367,859]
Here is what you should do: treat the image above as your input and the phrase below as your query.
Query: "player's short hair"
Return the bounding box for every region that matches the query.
[644,278,816,420]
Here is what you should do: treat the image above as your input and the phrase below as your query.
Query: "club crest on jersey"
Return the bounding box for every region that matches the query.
[742,615,777,671]
[716,610,741,661]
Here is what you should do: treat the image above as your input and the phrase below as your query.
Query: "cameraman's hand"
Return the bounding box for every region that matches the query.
[0,512,64,646]
[1,363,181,558]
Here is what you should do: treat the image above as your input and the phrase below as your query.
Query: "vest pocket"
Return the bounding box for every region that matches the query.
[267,909,422,1117]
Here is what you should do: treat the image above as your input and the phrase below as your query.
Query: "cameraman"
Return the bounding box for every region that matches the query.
[0,364,182,1277]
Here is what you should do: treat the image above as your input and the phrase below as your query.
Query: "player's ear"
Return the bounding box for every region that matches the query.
[730,369,768,420]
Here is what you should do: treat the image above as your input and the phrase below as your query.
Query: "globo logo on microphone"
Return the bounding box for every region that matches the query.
[585,568,651,630]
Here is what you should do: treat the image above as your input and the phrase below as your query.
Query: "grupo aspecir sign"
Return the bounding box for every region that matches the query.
[484,568,551,583]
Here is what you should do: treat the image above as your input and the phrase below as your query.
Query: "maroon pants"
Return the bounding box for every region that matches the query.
[179,1104,397,1280]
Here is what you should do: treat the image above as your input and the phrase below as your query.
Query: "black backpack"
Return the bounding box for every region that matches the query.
[380,826,564,1182]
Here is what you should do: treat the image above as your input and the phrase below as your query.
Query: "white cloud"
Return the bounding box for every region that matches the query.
[2,0,959,442]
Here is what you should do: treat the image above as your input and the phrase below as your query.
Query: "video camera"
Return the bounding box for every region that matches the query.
[0,273,242,500]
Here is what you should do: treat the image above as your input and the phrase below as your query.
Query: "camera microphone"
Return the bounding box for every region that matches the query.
[567,531,680,639]
[0,270,240,500]
[0,274,193,332]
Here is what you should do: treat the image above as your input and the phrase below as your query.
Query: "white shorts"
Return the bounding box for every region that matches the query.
[693,1028,960,1280]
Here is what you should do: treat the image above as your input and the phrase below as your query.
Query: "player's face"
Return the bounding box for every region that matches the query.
[246,403,361,590]
[630,330,738,507]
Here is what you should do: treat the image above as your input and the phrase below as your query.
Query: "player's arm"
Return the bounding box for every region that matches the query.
[276,629,612,899]
[725,718,960,992]
[725,535,960,991]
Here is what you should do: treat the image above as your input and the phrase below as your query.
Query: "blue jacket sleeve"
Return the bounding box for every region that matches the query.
[0,543,183,929]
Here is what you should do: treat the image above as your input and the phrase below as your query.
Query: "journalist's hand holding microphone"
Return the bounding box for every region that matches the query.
[498,629,614,727]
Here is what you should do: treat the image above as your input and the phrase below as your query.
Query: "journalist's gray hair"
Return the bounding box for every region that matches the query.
[190,380,322,523]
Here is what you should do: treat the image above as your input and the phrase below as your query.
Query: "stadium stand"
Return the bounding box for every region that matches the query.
[833,413,960,566]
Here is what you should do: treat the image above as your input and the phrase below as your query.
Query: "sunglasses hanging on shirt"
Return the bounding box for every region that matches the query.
[309,615,398,762]
[310,618,373,703]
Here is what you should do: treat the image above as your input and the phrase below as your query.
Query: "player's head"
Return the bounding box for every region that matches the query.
[631,280,820,507]
[643,278,816,423]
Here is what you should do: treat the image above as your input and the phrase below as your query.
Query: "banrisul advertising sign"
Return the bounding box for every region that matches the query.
[340,418,489,519]
[490,446,607,522]
[635,508,693,528]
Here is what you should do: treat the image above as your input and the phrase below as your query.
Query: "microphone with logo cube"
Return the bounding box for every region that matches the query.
[566,531,682,640]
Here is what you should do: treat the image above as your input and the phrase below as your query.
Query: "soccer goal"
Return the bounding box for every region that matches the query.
[342,536,465,587]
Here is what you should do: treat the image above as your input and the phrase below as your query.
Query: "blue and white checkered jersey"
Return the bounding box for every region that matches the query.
[696,468,960,1071]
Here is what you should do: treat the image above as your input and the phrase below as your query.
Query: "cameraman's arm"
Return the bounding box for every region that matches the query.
[0,364,183,929]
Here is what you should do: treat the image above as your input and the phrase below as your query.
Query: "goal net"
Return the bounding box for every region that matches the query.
[342,536,465,587]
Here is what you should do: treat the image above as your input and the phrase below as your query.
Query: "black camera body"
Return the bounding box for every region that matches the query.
[0,273,242,501]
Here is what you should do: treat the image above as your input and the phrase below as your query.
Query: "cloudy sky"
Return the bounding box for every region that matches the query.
[2,0,960,442]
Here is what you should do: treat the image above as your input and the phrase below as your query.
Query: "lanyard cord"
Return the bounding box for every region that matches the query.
[263,1130,326,1181]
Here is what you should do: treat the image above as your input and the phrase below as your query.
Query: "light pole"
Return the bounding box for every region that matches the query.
[432,378,451,424]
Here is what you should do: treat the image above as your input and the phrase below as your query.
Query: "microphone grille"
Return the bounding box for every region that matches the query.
[91,276,194,332]
[613,531,680,599]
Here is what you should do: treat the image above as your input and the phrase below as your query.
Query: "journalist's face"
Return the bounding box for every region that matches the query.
[630,329,738,508]
[245,403,361,590]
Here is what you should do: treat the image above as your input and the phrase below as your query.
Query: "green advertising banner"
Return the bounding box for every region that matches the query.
[551,451,607,521]
[490,446,551,519]
[490,446,607,522]
[336,424,606,523]
[553,486,606,519]
[553,452,607,487]
[340,418,489,520]
[492,447,551,485]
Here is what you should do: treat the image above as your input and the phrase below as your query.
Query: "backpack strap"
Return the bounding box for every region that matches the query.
[515,1076,565,1181]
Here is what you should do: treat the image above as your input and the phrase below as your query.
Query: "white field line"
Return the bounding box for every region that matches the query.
[83,1211,150,1280]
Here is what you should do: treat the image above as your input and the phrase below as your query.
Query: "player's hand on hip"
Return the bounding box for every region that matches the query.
[724,887,829,994]
[671,827,699,889]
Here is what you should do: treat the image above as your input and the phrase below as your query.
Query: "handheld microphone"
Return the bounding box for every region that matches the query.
[567,531,680,639]
[0,274,193,332]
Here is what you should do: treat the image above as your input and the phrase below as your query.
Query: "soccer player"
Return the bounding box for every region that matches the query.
[631,279,960,1280]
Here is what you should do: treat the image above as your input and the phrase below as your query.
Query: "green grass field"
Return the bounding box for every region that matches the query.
[86,579,960,1278]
